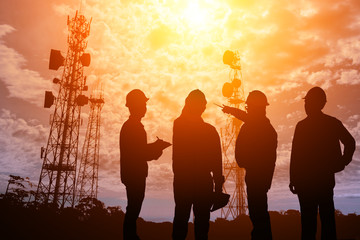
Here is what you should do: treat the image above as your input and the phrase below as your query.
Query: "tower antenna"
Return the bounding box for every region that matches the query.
[220,50,247,218]
[35,11,91,208]
[75,80,105,205]
[79,0,83,14]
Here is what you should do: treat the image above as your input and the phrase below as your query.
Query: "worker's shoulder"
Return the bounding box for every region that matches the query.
[203,121,216,129]
[121,118,143,132]
[296,115,308,125]
[173,117,183,129]
[268,121,278,137]
[297,113,342,128]
[321,114,344,131]
[173,116,181,125]
[322,113,342,123]
[253,117,277,135]
[202,121,219,135]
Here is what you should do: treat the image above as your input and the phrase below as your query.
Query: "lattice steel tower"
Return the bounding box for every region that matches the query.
[220,50,247,219]
[75,84,104,204]
[35,11,91,208]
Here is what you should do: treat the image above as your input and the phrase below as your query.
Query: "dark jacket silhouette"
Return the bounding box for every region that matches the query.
[290,113,354,190]
[120,89,164,240]
[223,90,277,240]
[290,86,356,240]
[236,115,277,190]
[120,116,162,184]
[172,89,224,240]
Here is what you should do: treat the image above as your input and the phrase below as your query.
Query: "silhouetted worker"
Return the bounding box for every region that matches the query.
[222,90,277,240]
[289,86,356,240]
[120,89,171,240]
[172,89,225,240]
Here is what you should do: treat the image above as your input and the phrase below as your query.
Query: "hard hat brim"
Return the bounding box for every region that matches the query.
[245,101,270,106]
[210,192,230,212]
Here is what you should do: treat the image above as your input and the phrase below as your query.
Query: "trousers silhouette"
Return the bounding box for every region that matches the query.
[172,177,213,240]
[123,179,146,240]
[297,187,336,240]
[246,170,273,240]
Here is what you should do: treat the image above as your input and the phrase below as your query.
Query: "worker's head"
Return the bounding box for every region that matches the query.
[125,89,149,118]
[182,89,207,116]
[245,90,269,116]
[303,86,326,116]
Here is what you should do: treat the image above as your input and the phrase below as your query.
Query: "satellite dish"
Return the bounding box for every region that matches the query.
[44,91,55,108]
[76,95,89,106]
[222,82,233,98]
[49,49,64,70]
[80,53,91,67]
[232,78,241,88]
[223,50,234,65]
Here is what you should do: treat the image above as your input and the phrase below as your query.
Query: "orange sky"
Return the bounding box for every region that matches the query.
[0,0,359,221]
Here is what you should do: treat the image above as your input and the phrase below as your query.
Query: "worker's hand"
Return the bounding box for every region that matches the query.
[214,175,225,193]
[154,137,172,150]
[342,154,352,166]
[333,157,346,173]
[214,184,223,193]
[222,105,234,114]
[222,105,232,113]
[289,183,297,194]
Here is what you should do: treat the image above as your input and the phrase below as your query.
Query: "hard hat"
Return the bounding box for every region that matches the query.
[303,86,327,103]
[185,89,207,105]
[210,192,230,212]
[125,89,149,107]
[245,90,269,106]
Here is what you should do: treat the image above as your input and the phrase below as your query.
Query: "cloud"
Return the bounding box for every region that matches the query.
[147,24,178,50]
[286,111,302,120]
[147,162,173,192]
[0,108,47,191]
[348,114,360,122]
[348,120,360,142]
[0,25,15,38]
[307,70,332,86]
[0,24,51,107]
[337,69,360,85]
[335,193,360,199]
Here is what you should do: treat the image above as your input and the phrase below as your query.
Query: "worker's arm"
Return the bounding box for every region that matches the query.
[146,138,171,161]
[222,106,248,122]
[338,121,356,166]
[211,128,225,193]
[289,124,300,194]
[120,123,163,162]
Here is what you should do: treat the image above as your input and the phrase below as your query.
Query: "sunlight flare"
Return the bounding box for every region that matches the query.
[183,1,208,28]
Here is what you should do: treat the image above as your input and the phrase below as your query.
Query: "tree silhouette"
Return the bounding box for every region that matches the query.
[75,197,107,219]
[0,175,33,207]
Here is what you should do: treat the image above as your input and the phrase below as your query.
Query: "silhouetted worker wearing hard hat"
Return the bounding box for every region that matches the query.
[120,89,171,240]
[222,90,277,240]
[289,86,356,240]
[172,89,226,240]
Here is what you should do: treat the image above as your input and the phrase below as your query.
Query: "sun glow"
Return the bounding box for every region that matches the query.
[156,0,228,35]
[183,1,208,28]
[146,0,231,48]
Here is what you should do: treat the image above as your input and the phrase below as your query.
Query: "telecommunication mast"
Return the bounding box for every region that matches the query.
[75,83,104,204]
[35,11,91,208]
[220,50,247,218]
